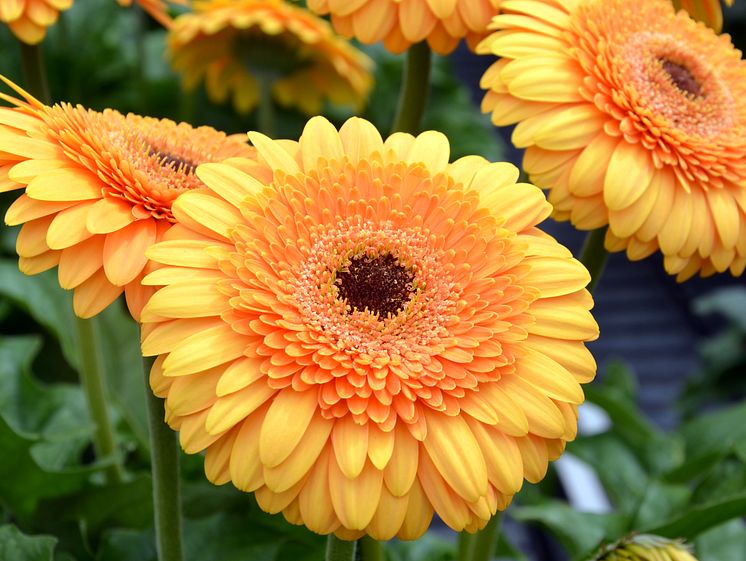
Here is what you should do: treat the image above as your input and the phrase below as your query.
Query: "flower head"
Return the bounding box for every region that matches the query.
[0,78,255,319]
[673,0,734,32]
[596,535,698,561]
[306,0,502,55]
[140,116,598,540]
[479,0,746,281]
[117,0,188,28]
[168,0,373,115]
[0,0,72,44]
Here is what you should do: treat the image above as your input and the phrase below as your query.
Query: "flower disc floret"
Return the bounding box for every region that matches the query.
[140,116,598,541]
[479,0,746,280]
[0,79,254,318]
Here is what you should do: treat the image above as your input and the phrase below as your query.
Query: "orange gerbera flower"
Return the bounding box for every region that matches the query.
[140,116,598,540]
[168,0,373,115]
[117,0,188,28]
[0,0,72,44]
[0,78,255,319]
[673,0,734,32]
[479,0,746,280]
[306,0,502,54]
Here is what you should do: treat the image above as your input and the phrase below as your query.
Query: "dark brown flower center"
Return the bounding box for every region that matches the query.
[149,148,197,174]
[336,254,414,317]
[660,58,702,97]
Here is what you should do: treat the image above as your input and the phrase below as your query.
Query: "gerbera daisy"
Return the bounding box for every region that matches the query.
[117,0,188,28]
[673,0,734,32]
[168,0,373,115]
[595,536,697,561]
[140,116,598,540]
[306,0,502,55]
[0,0,72,44]
[0,78,255,319]
[479,0,746,281]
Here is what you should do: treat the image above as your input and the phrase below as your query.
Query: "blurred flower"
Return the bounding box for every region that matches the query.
[168,0,373,115]
[596,535,698,561]
[117,0,188,28]
[0,78,255,319]
[0,0,72,44]
[673,0,734,32]
[307,0,502,55]
[479,0,746,281]
[140,116,598,540]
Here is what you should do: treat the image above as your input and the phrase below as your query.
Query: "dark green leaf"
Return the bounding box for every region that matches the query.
[0,525,57,561]
[510,502,627,559]
[644,492,746,539]
[387,533,455,561]
[680,402,746,457]
[695,520,746,561]
[631,481,691,530]
[96,529,156,561]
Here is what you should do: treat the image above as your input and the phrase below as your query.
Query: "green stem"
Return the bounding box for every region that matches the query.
[74,316,125,484]
[578,227,610,293]
[458,532,477,561]
[142,355,185,561]
[391,41,432,134]
[18,42,51,104]
[325,535,356,561]
[257,76,275,137]
[359,536,384,561]
[469,514,502,561]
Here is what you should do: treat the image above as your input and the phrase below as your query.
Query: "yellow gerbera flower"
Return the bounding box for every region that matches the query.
[117,0,188,28]
[596,536,698,561]
[168,0,373,115]
[0,78,255,319]
[673,0,734,32]
[0,0,72,44]
[140,116,598,541]
[307,0,502,55]
[479,0,746,281]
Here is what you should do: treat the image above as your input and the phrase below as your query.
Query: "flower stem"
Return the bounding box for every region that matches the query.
[359,536,384,561]
[458,532,477,561]
[579,227,610,293]
[469,513,502,561]
[391,41,432,135]
[18,42,51,104]
[74,316,125,484]
[325,535,356,561]
[142,355,185,561]
[257,76,275,137]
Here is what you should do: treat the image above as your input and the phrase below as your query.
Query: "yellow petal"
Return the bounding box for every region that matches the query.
[422,410,488,502]
[329,458,383,530]
[259,388,319,468]
[162,323,246,376]
[383,423,419,496]
[332,415,369,479]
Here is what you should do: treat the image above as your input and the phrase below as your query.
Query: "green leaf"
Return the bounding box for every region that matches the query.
[510,502,627,559]
[695,520,746,561]
[0,337,96,519]
[387,533,455,561]
[644,492,746,539]
[568,434,649,514]
[0,261,78,370]
[96,529,156,561]
[631,481,691,530]
[0,525,57,561]
[680,402,746,458]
